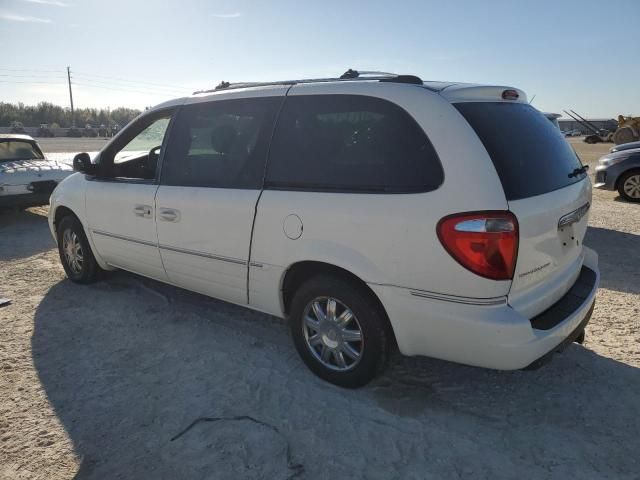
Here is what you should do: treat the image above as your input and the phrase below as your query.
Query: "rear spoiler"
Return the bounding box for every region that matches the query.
[438,84,527,104]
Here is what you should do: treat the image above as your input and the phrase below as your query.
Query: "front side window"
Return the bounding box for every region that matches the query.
[161,97,281,189]
[115,118,171,164]
[0,141,44,162]
[99,112,172,181]
[265,94,443,193]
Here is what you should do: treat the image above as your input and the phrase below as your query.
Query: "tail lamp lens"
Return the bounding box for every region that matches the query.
[437,212,519,280]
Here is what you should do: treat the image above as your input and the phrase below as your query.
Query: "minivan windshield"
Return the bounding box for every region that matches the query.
[0,140,44,163]
[454,102,586,200]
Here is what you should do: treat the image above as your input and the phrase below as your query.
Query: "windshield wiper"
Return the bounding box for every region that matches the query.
[568,165,589,178]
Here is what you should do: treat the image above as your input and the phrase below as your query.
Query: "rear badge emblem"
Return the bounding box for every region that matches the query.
[558,203,590,229]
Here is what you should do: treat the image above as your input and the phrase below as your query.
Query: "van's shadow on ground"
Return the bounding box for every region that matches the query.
[0,207,54,261]
[33,269,640,478]
[8,205,634,477]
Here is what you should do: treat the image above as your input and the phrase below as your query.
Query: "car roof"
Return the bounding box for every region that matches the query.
[148,72,527,111]
[0,134,36,142]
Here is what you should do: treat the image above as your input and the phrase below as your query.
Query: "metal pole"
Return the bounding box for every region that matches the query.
[563,110,599,135]
[570,110,604,133]
[67,66,75,128]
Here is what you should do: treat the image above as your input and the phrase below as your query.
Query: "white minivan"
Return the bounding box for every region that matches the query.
[49,71,599,387]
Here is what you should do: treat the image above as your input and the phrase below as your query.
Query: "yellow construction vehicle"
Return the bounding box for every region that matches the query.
[613,115,640,144]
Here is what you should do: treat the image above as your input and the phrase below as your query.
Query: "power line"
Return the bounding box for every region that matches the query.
[1,67,189,93]
[74,71,189,91]
[0,80,67,84]
[72,76,186,94]
[0,67,64,73]
[0,73,67,78]
[1,65,186,105]
[0,79,180,96]
[0,76,185,94]
[72,81,179,97]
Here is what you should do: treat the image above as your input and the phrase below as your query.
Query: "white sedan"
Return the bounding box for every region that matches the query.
[0,134,72,208]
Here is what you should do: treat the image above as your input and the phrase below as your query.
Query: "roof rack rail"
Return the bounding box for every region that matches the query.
[339,69,398,79]
[193,69,424,94]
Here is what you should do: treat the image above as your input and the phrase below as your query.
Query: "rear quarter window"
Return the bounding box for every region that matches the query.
[265,94,443,193]
[454,102,586,200]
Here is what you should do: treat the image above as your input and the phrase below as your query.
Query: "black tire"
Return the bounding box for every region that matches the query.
[617,170,640,203]
[289,275,389,388]
[57,215,101,283]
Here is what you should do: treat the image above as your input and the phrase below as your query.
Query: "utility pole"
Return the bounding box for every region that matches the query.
[67,66,75,128]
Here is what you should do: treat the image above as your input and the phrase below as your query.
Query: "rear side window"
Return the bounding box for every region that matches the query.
[161,97,281,189]
[265,94,443,193]
[454,102,585,200]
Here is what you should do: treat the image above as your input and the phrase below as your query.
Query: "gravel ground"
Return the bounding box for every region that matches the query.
[0,140,639,479]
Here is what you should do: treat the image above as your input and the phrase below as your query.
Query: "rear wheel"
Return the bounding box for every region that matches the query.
[57,215,101,283]
[618,170,640,202]
[289,275,389,388]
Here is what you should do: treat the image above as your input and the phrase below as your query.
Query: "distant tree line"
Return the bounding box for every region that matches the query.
[0,102,141,128]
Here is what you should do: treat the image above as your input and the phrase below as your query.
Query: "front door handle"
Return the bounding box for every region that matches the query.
[134,204,152,218]
[159,208,180,222]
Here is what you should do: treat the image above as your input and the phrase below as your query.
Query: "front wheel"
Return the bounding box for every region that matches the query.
[57,215,101,283]
[289,275,390,388]
[618,170,640,203]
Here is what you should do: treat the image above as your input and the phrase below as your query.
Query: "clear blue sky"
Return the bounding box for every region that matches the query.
[1,0,638,118]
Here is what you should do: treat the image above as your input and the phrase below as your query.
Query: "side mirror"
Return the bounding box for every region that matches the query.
[73,152,95,174]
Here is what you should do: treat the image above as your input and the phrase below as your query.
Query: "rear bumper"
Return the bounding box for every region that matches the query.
[370,247,599,370]
[0,192,51,208]
[0,180,57,207]
[524,300,594,370]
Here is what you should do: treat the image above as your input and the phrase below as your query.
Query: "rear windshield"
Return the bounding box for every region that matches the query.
[0,140,44,163]
[454,102,585,200]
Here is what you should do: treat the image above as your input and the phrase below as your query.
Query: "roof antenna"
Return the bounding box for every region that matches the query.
[529,94,536,105]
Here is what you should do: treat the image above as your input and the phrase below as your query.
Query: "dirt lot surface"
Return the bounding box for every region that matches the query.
[1,139,639,479]
[37,138,109,154]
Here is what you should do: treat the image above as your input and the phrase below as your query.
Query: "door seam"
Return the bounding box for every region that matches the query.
[246,85,293,305]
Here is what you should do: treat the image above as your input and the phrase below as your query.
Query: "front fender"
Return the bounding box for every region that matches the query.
[49,173,113,271]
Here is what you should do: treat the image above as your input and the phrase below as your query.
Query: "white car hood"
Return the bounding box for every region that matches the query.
[0,158,73,185]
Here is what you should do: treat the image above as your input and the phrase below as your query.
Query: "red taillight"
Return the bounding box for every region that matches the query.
[437,211,519,281]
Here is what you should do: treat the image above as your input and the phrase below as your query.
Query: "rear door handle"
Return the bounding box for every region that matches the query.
[134,204,152,218]
[159,208,180,222]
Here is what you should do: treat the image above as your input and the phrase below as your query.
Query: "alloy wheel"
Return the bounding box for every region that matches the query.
[62,229,84,274]
[302,296,364,372]
[623,174,640,199]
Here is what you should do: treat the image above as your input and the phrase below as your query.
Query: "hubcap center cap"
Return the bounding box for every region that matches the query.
[321,325,340,349]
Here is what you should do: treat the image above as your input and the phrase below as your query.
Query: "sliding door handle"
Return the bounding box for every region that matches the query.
[159,208,180,222]
[134,204,152,218]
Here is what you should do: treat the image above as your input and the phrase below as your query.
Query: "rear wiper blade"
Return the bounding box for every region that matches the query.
[568,165,589,178]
